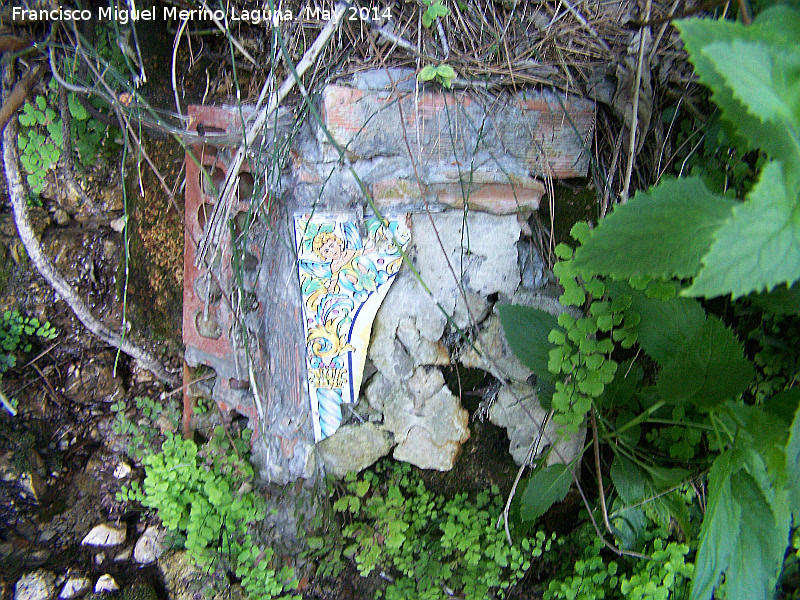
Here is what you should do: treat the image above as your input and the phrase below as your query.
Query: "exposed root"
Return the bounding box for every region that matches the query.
[2,62,179,387]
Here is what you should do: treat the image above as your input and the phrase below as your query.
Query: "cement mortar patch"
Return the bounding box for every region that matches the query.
[321,84,594,178]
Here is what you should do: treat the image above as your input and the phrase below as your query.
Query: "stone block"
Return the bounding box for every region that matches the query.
[488,382,585,467]
[369,211,520,380]
[381,368,470,471]
[318,422,394,478]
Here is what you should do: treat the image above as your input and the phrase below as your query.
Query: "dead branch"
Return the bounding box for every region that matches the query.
[0,63,44,134]
[196,1,350,267]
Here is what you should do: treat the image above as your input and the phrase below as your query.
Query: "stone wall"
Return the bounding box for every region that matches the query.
[183,71,594,483]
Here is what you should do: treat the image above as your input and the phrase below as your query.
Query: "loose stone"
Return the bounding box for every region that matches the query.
[94,575,119,593]
[81,523,126,547]
[13,570,55,600]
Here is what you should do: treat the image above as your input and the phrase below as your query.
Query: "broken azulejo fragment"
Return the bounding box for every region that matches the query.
[295,214,411,441]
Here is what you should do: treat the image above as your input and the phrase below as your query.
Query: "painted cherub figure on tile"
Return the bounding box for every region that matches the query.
[309,227,380,297]
[311,230,376,293]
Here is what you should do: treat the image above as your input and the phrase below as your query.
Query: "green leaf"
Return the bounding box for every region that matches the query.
[554,243,573,260]
[656,316,754,410]
[610,455,647,506]
[602,359,643,409]
[691,450,742,600]
[519,463,572,522]
[748,280,800,315]
[418,65,437,82]
[787,402,800,519]
[431,3,449,17]
[572,178,736,280]
[610,501,648,551]
[68,94,89,120]
[607,280,706,366]
[676,8,800,173]
[725,470,789,600]
[686,161,800,298]
[570,221,592,244]
[435,64,455,79]
[704,40,800,129]
[496,305,559,380]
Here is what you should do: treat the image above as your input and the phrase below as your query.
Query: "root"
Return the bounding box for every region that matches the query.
[2,62,179,387]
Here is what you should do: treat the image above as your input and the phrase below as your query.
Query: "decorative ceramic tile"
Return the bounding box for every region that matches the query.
[295,214,411,442]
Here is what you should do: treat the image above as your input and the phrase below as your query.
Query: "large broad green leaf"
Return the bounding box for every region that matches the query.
[787,402,800,519]
[686,161,800,298]
[677,8,800,172]
[610,454,647,506]
[691,451,742,600]
[692,444,792,600]
[601,359,643,409]
[656,316,754,410]
[519,463,572,522]
[607,281,706,366]
[572,178,735,280]
[496,305,559,380]
[704,40,800,130]
[610,500,648,551]
[749,280,800,315]
[726,470,790,600]
[610,455,691,535]
[764,387,800,425]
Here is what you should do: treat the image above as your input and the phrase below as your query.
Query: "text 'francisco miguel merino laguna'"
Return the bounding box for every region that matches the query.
[11,5,297,25]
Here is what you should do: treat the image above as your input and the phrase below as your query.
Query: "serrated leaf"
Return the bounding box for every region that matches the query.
[497,304,559,380]
[725,470,790,600]
[657,316,754,410]
[610,455,647,506]
[686,161,800,298]
[764,387,800,425]
[677,8,800,173]
[691,450,742,600]
[610,500,648,551]
[519,463,572,522]
[602,360,642,409]
[572,178,736,279]
[787,402,800,519]
[749,280,800,315]
[704,40,800,129]
[607,280,706,366]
